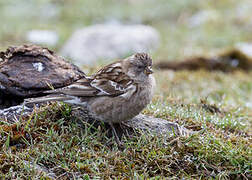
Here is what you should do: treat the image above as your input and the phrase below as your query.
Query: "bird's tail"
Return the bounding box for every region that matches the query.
[24,95,73,105]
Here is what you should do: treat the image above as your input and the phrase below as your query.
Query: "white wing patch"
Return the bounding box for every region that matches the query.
[68,84,91,90]
[104,67,115,73]
[111,63,121,68]
[64,96,87,106]
[110,80,125,91]
[90,79,110,95]
[104,64,121,73]
[126,81,132,86]
[120,84,136,99]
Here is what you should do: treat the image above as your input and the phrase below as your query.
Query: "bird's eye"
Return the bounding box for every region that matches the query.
[137,65,143,69]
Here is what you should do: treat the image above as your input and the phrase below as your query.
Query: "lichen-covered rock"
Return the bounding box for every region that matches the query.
[0,45,85,108]
[127,114,191,137]
[0,105,33,123]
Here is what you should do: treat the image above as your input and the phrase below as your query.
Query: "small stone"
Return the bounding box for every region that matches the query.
[235,43,252,59]
[26,30,59,46]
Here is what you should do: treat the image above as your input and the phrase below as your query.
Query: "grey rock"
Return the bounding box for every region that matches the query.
[23,161,57,179]
[0,105,33,123]
[128,114,191,137]
[60,24,160,66]
[0,104,192,137]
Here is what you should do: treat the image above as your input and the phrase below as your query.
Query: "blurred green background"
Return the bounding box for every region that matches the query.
[1,0,252,110]
[1,0,252,60]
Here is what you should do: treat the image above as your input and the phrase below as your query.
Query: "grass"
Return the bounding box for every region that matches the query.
[0,70,251,179]
[0,0,252,179]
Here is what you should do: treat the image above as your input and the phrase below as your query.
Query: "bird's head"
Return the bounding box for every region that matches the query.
[123,52,153,82]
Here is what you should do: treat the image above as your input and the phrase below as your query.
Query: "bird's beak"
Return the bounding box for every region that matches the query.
[144,66,153,75]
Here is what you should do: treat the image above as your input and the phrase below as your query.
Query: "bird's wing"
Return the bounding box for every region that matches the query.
[46,78,100,96]
[24,94,74,105]
[46,63,134,97]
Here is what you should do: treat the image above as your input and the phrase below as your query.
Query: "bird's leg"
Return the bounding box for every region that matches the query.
[109,122,121,145]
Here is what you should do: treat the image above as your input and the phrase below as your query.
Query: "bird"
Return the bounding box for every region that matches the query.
[25,53,156,144]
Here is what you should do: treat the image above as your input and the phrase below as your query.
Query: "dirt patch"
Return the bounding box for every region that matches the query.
[154,49,252,72]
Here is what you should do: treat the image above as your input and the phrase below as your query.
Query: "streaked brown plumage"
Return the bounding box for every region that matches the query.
[25,53,156,144]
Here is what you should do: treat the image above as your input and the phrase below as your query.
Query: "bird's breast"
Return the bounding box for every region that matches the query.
[87,76,155,123]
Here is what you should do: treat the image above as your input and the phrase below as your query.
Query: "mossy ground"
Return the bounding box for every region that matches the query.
[0,0,251,179]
